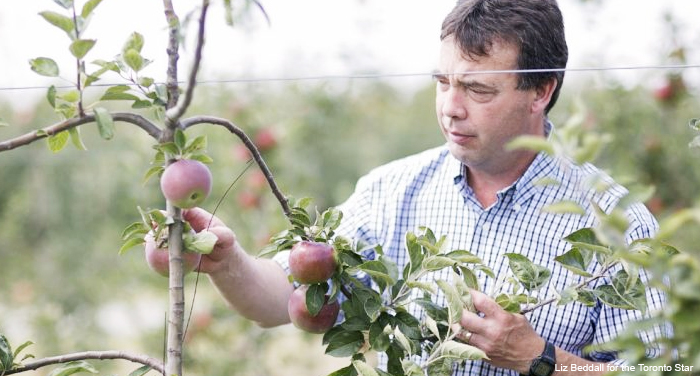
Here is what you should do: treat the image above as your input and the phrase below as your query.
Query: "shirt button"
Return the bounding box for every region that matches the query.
[482,222,491,232]
[513,203,522,212]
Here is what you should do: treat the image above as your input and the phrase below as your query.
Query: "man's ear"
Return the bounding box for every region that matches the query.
[531,78,558,114]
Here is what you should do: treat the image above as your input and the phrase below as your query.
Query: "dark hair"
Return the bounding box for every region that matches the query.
[440,0,568,113]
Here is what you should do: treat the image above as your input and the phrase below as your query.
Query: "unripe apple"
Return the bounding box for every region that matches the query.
[289,241,338,284]
[287,285,340,334]
[144,232,202,277]
[160,159,212,209]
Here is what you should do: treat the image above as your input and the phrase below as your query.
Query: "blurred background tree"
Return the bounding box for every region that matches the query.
[0,1,698,376]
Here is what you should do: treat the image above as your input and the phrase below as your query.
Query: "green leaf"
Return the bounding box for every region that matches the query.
[184,135,207,155]
[321,207,344,231]
[445,250,482,264]
[356,260,394,293]
[124,49,144,72]
[142,165,164,185]
[81,0,103,18]
[401,359,424,376]
[394,310,422,340]
[184,231,218,254]
[123,32,145,53]
[438,340,488,360]
[506,135,554,155]
[436,279,463,324]
[69,39,96,59]
[127,365,152,376]
[48,130,70,153]
[368,319,391,352]
[504,253,551,292]
[174,129,187,150]
[58,90,80,103]
[352,360,380,376]
[39,11,74,35]
[0,335,13,373]
[190,153,214,164]
[324,330,365,357]
[595,270,647,313]
[119,237,145,255]
[47,85,57,108]
[403,231,424,279]
[327,364,358,376]
[47,360,98,376]
[554,248,593,277]
[422,255,457,271]
[69,127,87,150]
[93,107,114,140]
[100,86,139,101]
[542,200,586,215]
[495,293,523,313]
[121,221,147,241]
[305,283,327,316]
[563,228,612,257]
[30,57,60,77]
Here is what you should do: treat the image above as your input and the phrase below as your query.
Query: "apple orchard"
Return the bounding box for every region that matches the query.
[1,1,700,376]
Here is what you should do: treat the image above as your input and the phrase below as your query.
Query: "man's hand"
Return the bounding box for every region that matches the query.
[182,207,238,274]
[459,289,544,374]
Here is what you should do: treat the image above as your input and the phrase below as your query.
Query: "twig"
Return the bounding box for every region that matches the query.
[165,0,209,126]
[181,115,292,219]
[0,112,162,152]
[519,263,615,314]
[5,350,164,375]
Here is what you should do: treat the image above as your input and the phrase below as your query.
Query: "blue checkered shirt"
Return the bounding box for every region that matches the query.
[323,144,666,375]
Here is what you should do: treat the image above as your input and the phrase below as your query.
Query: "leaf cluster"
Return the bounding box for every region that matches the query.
[29,1,168,154]
[0,335,34,374]
[119,206,217,256]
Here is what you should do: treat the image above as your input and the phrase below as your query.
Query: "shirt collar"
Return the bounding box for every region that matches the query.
[450,119,557,205]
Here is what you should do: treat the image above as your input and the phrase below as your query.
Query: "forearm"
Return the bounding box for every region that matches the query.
[207,245,294,327]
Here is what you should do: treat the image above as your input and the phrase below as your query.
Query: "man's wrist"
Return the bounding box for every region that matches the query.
[521,341,556,376]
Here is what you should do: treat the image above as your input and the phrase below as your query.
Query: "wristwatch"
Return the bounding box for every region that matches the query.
[523,341,556,376]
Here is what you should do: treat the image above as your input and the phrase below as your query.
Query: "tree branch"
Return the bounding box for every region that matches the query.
[5,350,164,375]
[0,113,162,152]
[181,115,292,219]
[165,0,209,127]
[162,0,180,117]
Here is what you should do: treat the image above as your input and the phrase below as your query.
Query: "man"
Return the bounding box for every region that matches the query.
[184,0,665,375]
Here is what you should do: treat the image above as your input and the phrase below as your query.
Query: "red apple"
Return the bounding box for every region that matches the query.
[160,159,212,209]
[287,285,340,334]
[254,127,277,152]
[289,241,338,284]
[144,232,202,277]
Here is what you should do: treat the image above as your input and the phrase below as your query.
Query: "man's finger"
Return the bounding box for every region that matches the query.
[469,289,504,318]
[183,207,224,231]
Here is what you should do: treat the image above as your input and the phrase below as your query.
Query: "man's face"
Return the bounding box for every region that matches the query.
[434,36,547,176]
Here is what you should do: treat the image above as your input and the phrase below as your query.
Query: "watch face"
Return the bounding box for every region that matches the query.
[532,359,555,376]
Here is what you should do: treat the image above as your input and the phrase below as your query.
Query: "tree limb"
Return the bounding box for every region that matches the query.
[181,115,292,219]
[162,0,181,115]
[0,113,162,152]
[165,0,209,127]
[5,350,164,375]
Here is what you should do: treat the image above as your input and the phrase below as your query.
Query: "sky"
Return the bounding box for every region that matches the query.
[0,0,699,110]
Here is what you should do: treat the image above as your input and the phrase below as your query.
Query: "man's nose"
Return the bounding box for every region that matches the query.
[441,87,467,119]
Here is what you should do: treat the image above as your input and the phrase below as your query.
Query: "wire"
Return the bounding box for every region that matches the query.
[0,64,698,92]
